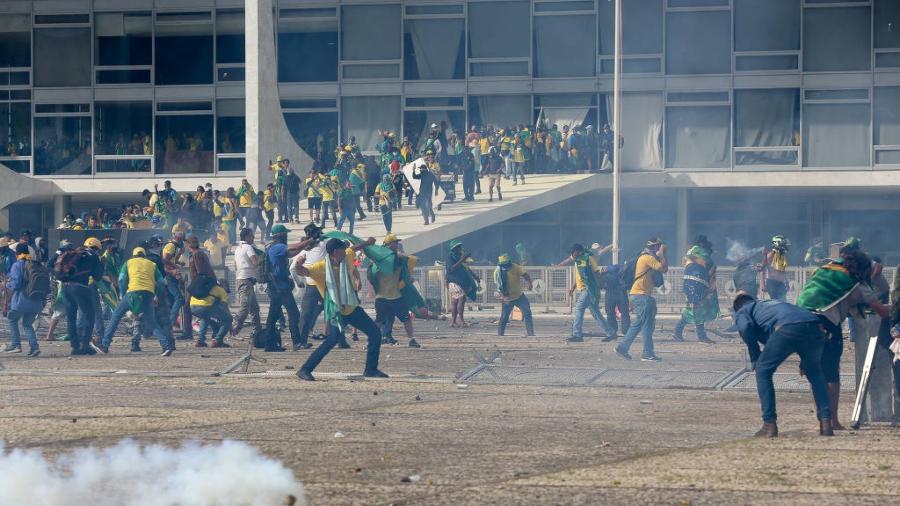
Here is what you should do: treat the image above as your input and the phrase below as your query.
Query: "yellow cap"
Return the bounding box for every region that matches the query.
[344,145,353,152]
[132,247,146,257]
[498,254,511,265]
[383,233,400,245]
[275,154,285,162]
[357,163,366,169]
[84,237,101,249]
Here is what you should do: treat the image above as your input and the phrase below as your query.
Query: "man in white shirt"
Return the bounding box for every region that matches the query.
[231,227,263,338]
[290,223,329,351]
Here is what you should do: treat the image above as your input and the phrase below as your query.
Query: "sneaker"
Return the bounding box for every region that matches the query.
[82,345,97,355]
[27,349,40,358]
[296,369,315,381]
[90,341,108,354]
[363,369,389,378]
[131,343,142,353]
[337,341,351,349]
[265,346,287,352]
[601,335,618,343]
[292,341,312,351]
[160,349,173,357]
[408,338,421,348]
[565,336,584,343]
[672,334,685,342]
[382,336,398,345]
[194,340,208,348]
[211,340,231,348]
[698,337,715,345]
[312,333,326,341]
[351,332,359,342]
[2,344,22,353]
[614,347,631,361]
[640,355,662,362]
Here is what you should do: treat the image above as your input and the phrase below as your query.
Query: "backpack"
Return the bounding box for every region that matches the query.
[54,248,86,282]
[23,260,52,301]
[257,245,274,285]
[619,254,665,290]
[187,273,216,300]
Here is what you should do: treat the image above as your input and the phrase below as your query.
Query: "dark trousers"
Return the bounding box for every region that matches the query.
[418,194,435,223]
[278,197,287,222]
[300,306,382,374]
[604,287,630,336]
[674,316,708,341]
[63,283,95,350]
[380,205,392,233]
[463,172,475,200]
[354,194,367,219]
[298,285,324,344]
[265,286,300,349]
[264,209,275,240]
[756,322,831,422]
[498,294,534,336]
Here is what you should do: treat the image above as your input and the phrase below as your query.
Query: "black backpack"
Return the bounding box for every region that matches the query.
[23,260,52,301]
[187,273,217,299]
[54,248,86,282]
[619,254,665,290]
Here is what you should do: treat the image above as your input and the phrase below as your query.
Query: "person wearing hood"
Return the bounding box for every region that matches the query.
[3,244,43,356]
[494,254,534,337]
[673,236,717,344]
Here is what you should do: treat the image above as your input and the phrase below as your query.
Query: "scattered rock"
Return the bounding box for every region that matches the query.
[333,431,345,439]
[401,474,421,483]
[640,400,653,405]
[456,384,468,389]
[373,391,378,396]
[415,395,422,401]
[71,418,77,423]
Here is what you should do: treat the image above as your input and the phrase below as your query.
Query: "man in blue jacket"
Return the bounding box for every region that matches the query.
[4,244,43,356]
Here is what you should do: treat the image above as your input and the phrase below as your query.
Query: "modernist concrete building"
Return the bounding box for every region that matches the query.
[1,0,900,262]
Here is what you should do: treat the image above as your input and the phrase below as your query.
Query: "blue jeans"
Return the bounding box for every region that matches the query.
[192,302,233,343]
[165,275,190,338]
[102,291,170,350]
[337,197,356,234]
[617,294,657,358]
[8,310,38,351]
[572,290,610,338]
[287,191,300,221]
[321,201,337,228]
[755,322,831,422]
[77,286,104,340]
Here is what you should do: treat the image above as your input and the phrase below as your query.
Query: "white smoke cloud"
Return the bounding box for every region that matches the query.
[0,439,304,506]
[725,238,763,263]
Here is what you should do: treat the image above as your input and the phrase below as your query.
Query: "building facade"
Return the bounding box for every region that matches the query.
[1,0,899,261]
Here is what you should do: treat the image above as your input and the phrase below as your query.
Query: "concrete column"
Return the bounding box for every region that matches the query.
[245,0,314,191]
[0,207,8,233]
[676,189,689,256]
[53,195,71,226]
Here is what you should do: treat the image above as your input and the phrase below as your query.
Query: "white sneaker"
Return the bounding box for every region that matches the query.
[2,344,22,353]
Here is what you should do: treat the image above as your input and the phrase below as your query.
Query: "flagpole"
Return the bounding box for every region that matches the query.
[611,0,623,264]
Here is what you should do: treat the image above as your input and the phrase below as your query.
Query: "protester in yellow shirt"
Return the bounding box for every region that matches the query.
[189,283,232,348]
[616,238,668,362]
[305,171,322,223]
[318,173,337,228]
[494,254,534,336]
[236,179,255,228]
[263,183,278,241]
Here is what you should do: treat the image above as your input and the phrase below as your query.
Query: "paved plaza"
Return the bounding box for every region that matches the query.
[1,313,898,505]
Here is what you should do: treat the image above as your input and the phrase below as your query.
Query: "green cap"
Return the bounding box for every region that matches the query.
[449,240,462,250]
[271,224,290,236]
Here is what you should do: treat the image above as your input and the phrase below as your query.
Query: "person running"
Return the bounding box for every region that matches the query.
[262,224,309,352]
[295,238,386,381]
[495,254,534,337]
[95,247,173,356]
[232,227,263,340]
[3,244,44,357]
[733,294,833,438]
[446,240,478,327]
[162,232,191,341]
[615,238,668,362]
[370,234,421,348]
[374,174,396,233]
[485,147,504,203]
[673,236,717,344]
[55,238,103,356]
[412,163,439,226]
[560,243,611,343]
[290,223,328,351]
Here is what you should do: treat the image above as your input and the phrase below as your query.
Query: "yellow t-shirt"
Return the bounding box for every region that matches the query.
[318,176,335,202]
[479,138,490,155]
[263,189,277,212]
[305,177,320,198]
[305,253,358,316]
[495,263,526,300]
[190,284,228,307]
[172,221,191,236]
[630,254,663,296]
[162,242,180,262]
[574,256,600,291]
[375,256,416,300]
[238,186,254,207]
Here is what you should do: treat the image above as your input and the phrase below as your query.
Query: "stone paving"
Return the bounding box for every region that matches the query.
[0,314,897,505]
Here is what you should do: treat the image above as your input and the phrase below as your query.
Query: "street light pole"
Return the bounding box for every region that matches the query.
[611,0,623,264]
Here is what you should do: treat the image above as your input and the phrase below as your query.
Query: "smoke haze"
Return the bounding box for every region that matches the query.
[726,238,763,263]
[0,439,304,506]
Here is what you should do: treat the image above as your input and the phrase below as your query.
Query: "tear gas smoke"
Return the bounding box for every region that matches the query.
[726,239,763,263]
[0,439,304,506]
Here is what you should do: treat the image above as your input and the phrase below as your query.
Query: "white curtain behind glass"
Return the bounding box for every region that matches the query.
[475,95,530,129]
[803,103,870,167]
[407,19,463,79]
[666,106,731,169]
[341,96,401,152]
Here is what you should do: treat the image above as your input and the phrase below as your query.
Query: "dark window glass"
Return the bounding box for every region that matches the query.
[803,7,871,72]
[155,114,214,174]
[157,102,212,112]
[342,5,401,60]
[216,10,245,64]
[96,69,152,84]
[278,16,338,82]
[94,102,153,156]
[155,21,213,85]
[218,157,245,172]
[404,19,465,80]
[281,99,337,109]
[0,160,29,173]
[876,0,900,48]
[469,1,530,58]
[95,12,152,66]
[217,67,245,82]
[666,11,731,75]
[599,0,663,55]
[0,15,31,67]
[34,14,90,25]
[0,102,31,156]
[734,0,800,52]
[35,104,90,113]
[534,15,596,77]
[284,112,338,165]
[34,116,92,175]
[217,99,245,154]
[34,28,91,86]
[96,158,150,173]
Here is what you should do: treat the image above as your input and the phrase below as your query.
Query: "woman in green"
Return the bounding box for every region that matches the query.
[674,236,717,343]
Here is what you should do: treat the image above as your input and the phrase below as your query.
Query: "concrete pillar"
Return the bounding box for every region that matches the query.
[53,195,71,226]
[676,189,689,256]
[0,207,8,233]
[245,0,314,191]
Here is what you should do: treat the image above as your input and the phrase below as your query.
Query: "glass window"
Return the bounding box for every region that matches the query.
[468,95,531,129]
[803,103,870,167]
[96,69,152,84]
[96,158,150,173]
[342,5,401,61]
[217,157,245,172]
[403,110,466,154]
[599,0,664,55]
[341,96,401,152]
[534,15,596,77]
[278,11,338,82]
[155,114,214,174]
[470,61,529,77]
[34,116,92,175]
[0,102,31,156]
[216,10,245,64]
[34,28,91,86]
[0,14,31,68]
[285,111,338,165]
[404,18,465,80]
[666,11,731,75]
[803,7,871,72]
[665,106,731,168]
[342,63,400,79]
[0,160,29,173]
[155,15,213,85]
[734,89,800,165]
[94,101,153,156]
[217,99,245,154]
[734,0,800,52]
[876,0,900,48]
[620,92,663,171]
[875,87,900,145]
[95,12,152,66]
[468,1,530,58]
